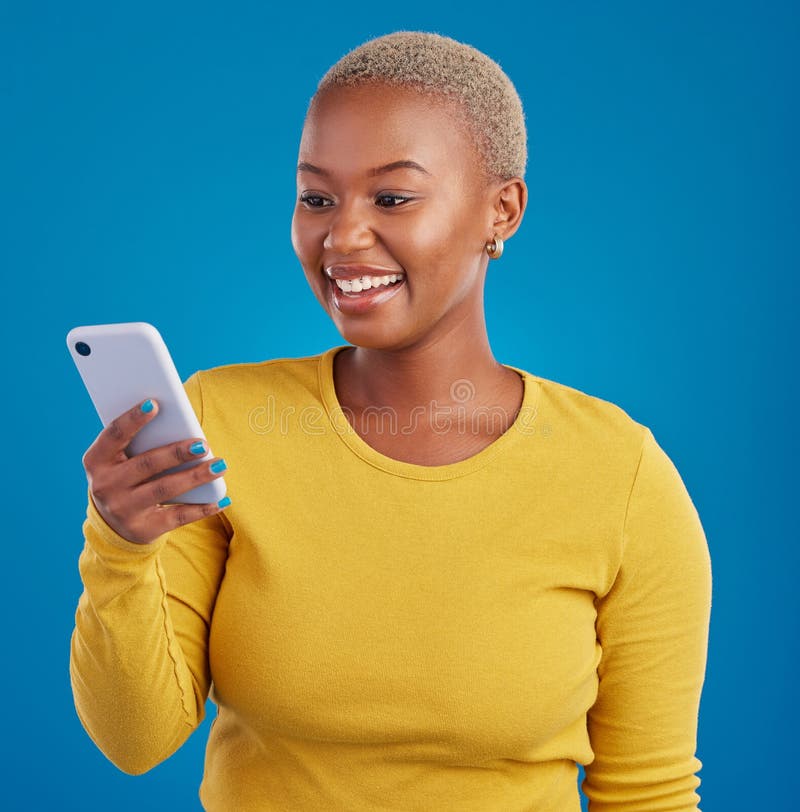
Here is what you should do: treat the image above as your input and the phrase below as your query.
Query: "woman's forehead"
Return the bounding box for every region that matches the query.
[299,84,477,175]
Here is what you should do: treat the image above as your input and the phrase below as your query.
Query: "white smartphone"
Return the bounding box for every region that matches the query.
[66,321,226,505]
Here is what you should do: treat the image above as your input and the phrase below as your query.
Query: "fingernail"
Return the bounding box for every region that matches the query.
[217,496,231,508]
[141,399,154,413]
[210,459,227,474]
[190,441,206,455]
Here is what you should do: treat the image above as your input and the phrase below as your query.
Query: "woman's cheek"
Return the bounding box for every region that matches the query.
[291,210,318,261]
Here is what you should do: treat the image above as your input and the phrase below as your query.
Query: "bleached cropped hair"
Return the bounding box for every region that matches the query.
[313,31,528,181]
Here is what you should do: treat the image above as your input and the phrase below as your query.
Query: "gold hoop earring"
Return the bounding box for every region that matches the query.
[486,235,504,260]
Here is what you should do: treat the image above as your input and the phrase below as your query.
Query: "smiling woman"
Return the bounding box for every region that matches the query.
[69,30,712,812]
[292,79,525,376]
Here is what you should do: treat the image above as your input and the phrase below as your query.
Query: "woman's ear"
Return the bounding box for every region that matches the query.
[489,177,528,241]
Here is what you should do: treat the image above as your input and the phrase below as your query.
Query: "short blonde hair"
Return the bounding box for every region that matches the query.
[313,31,527,181]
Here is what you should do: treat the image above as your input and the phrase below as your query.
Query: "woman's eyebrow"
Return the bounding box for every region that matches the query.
[297,160,431,177]
[368,160,431,177]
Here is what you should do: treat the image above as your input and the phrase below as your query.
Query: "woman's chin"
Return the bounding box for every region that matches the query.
[332,322,404,350]
[330,309,424,351]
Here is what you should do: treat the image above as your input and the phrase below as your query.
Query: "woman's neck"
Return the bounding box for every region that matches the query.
[333,331,521,431]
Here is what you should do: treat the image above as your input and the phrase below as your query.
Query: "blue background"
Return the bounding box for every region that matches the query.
[2,1,795,809]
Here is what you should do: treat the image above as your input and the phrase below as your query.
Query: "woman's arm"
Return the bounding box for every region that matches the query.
[69,371,230,775]
[583,427,713,811]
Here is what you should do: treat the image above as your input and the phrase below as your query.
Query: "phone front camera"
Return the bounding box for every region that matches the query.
[75,342,91,357]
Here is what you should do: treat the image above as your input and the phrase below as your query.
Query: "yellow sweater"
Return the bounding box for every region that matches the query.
[70,345,712,811]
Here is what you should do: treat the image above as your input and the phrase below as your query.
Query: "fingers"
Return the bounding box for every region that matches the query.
[120,435,212,491]
[83,398,160,471]
[127,452,227,513]
[81,397,232,545]
[129,498,228,544]
[97,493,229,546]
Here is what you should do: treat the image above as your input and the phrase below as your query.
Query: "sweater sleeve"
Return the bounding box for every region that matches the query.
[582,427,713,812]
[69,371,231,775]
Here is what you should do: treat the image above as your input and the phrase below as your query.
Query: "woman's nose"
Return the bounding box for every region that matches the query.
[322,202,375,253]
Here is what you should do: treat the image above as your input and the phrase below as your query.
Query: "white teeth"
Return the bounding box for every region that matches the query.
[334,274,404,293]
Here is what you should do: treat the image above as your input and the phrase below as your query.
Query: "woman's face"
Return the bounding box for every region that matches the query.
[291,83,502,351]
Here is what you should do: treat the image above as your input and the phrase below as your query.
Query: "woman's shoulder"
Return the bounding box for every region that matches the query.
[184,347,335,410]
[196,349,324,376]
[522,369,649,453]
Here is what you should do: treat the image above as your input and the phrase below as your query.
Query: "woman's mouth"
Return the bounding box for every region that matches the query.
[327,272,406,314]
[335,273,403,293]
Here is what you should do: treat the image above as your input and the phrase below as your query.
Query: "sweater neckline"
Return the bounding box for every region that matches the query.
[317,345,541,481]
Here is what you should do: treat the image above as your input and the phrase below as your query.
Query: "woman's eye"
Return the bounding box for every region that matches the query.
[299,194,332,208]
[375,195,411,208]
[299,193,411,209]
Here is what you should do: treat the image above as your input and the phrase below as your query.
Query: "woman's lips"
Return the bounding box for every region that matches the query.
[328,274,406,315]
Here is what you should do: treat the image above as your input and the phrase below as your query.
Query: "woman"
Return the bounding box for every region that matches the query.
[71,31,712,811]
